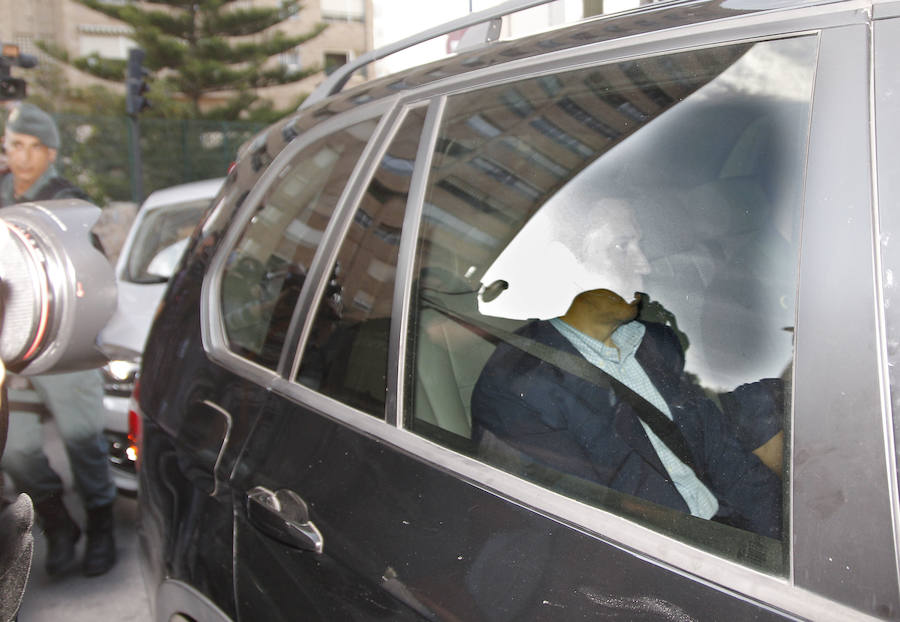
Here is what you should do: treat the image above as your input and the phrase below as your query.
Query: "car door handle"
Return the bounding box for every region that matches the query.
[246,486,324,554]
[178,400,232,497]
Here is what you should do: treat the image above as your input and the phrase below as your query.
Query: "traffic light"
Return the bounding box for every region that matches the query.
[0,43,37,101]
[126,48,151,115]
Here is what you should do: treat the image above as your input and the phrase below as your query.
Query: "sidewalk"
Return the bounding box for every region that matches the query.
[11,419,151,622]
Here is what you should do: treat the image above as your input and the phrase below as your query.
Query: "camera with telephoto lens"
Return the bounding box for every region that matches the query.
[0,200,117,375]
[0,43,37,101]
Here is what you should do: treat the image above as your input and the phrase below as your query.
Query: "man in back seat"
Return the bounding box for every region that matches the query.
[470,198,782,538]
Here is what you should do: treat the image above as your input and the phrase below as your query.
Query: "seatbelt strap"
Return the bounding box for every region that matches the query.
[420,295,700,476]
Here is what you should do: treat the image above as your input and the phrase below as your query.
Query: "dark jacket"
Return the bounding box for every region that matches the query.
[470,319,782,538]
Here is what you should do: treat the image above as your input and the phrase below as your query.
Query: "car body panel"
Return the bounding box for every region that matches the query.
[138,235,264,621]
[100,178,224,492]
[230,390,794,621]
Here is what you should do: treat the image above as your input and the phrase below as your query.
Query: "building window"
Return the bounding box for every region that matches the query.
[324,51,350,75]
[78,26,135,60]
[321,0,365,22]
[279,48,302,75]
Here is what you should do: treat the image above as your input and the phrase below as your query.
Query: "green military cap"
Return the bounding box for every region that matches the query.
[5,102,60,150]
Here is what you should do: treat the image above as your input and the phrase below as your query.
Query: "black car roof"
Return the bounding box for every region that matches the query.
[302,0,848,115]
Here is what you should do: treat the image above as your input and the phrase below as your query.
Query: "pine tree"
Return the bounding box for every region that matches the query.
[41,0,328,120]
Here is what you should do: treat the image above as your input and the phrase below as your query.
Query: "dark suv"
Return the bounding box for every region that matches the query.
[136,1,900,620]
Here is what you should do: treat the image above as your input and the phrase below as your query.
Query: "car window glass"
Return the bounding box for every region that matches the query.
[221,119,377,369]
[296,107,427,417]
[126,199,210,283]
[406,37,816,572]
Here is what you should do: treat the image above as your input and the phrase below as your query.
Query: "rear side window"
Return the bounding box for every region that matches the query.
[296,106,427,416]
[220,119,377,369]
[406,37,816,572]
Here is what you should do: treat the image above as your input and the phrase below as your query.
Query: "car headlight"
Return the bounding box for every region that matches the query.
[107,359,139,382]
[101,356,140,394]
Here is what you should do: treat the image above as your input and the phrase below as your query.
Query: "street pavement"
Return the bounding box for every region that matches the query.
[11,420,152,622]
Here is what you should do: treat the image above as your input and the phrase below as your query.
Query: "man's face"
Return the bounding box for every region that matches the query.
[576,287,641,325]
[576,199,651,300]
[3,130,56,190]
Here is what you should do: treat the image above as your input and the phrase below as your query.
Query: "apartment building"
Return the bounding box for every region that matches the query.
[0,0,371,110]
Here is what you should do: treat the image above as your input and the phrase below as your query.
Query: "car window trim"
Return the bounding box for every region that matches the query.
[789,22,900,615]
[280,101,413,388]
[387,97,446,427]
[873,13,900,580]
[276,104,409,378]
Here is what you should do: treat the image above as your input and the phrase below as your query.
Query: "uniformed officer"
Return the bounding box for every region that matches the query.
[0,102,116,577]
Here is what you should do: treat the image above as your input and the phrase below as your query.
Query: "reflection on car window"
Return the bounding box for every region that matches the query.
[406,37,816,572]
[296,107,426,416]
[221,119,378,369]
[126,199,210,283]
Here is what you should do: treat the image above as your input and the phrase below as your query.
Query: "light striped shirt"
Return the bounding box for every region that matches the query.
[549,318,719,519]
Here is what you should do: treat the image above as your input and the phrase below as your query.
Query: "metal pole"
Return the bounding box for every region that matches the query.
[127,115,143,204]
[182,118,190,183]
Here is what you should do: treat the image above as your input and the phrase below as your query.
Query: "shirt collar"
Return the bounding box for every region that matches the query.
[550,318,646,364]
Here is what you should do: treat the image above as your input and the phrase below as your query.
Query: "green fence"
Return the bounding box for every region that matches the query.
[54,115,265,205]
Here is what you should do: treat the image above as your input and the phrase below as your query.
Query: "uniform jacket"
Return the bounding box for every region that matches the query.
[471,319,782,538]
[0,166,88,207]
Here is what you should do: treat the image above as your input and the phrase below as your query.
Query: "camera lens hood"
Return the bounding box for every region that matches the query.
[0,200,116,375]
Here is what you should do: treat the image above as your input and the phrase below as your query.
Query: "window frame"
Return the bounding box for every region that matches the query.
[220,3,894,619]
[287,101,431,417]
[201,99,398,387]
[787,20,899,616]
[277,102,431,412]
[874,11,900,588]
[399,30,809,573]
